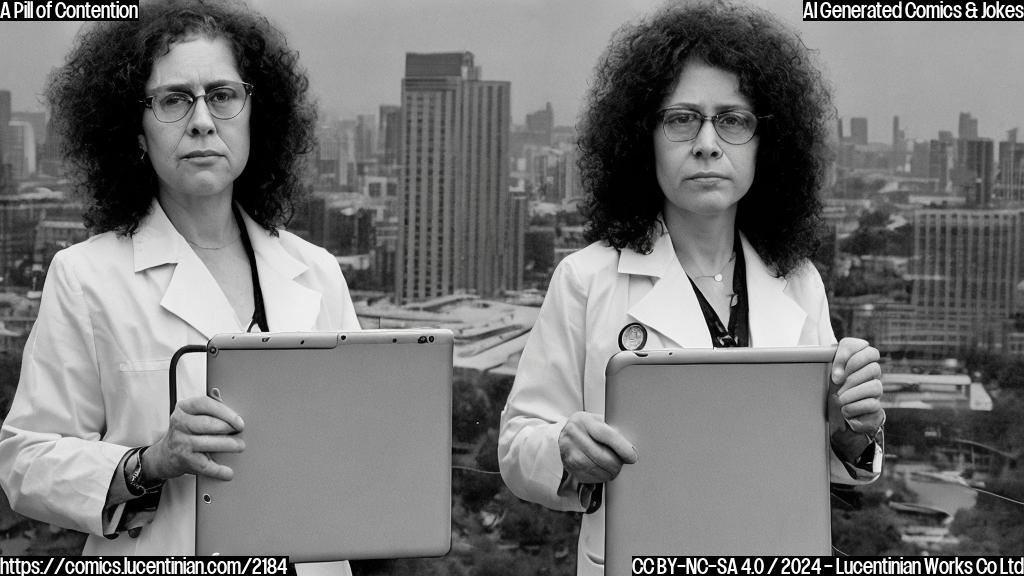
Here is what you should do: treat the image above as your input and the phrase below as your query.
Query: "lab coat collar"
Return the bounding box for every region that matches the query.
[239,209,322,333]
[132,200,321,339]
[622,229,806,348]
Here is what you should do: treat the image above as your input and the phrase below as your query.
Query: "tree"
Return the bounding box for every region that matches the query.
[453,378,492,443]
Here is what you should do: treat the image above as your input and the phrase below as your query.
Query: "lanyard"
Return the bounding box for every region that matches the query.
[233,204,269,333]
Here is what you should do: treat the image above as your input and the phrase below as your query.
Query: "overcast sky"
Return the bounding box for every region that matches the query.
[1,0,1021,143]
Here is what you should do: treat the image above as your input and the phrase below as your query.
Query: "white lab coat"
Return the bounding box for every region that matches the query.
[498,230,881,576]
[0,200,360,565]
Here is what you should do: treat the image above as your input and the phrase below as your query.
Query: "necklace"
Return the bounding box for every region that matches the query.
[690,252,735,283]
[186,235,241,250]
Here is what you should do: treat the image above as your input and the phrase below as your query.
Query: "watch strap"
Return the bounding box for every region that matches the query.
[124,446,164,497]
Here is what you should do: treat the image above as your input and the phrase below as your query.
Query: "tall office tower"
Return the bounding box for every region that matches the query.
[910,141,930,179]
[6,120,36,179]
[396,52,513,303]
[956,138,994,206]
[850,117,868,145]
[557,145,581,202]
[891,116,906,172]
[525,102,554,147]
[12,112,46,149]
[378,105,401,166]
[354,114,376,163]
[38,117,63,177]
[929,139,952,193]
[958,112,979,140]
[505,190,528,291]
[836,118,844,142]
[315,124,344,189]
[911,208,1024,353]
[0,90,11,190]
[997,129,1024,202]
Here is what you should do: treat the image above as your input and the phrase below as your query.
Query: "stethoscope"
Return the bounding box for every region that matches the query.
[617,322,648,351]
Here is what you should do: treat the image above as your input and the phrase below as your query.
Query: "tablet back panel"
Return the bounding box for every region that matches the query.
[604,347,834,571]
[195,329,452,561]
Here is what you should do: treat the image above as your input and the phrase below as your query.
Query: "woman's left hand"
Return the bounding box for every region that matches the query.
[831,337,885,436]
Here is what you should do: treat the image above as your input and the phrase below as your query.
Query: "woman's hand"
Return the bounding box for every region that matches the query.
[144,395,246,481]
[558,411,638,484]
[831,337,885,436]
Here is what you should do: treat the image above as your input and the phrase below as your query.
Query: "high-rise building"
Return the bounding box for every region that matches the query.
[396,52,515,303]
[0,90,11,191]
[557,145,581,203]
[910,208,1024,354]
[955,138,994,206]
[928,139,952,193]
[891,116,905,172]
[850,117,868,146]
[12,111,46,148]
[997,129,1024,202]
[354,114,376,163]
[958,112,978,140]
[910,141,930,179]
[6,120,36,179]
[38,116,64,177]
[0,188,83,284]
[315,126,344,189]
[378,105,401,166]
[505,190,528,291]
[525,102,554,148]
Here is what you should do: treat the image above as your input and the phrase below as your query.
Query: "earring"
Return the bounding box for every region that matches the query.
[139,149,147,162]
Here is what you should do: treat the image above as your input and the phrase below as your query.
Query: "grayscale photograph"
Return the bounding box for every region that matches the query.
[0,0,1021,574]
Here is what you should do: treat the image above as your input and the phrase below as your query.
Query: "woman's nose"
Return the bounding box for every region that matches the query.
[691,119,722,159]
[187,97,217,136]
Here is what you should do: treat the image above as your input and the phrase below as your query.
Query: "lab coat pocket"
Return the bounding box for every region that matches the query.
[114,358,173,442]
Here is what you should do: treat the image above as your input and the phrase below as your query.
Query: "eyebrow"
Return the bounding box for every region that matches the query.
[148,80,241,94]
[660,103,753,113]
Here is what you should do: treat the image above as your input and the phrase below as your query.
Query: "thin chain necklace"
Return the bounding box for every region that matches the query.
[186,234,241,250]
[690,252,735,283]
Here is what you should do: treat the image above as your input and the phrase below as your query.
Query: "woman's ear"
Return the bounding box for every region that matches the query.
[137,134,147,152]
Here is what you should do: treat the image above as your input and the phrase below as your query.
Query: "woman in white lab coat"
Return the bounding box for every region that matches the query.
[0,1,359,571]
[498,2,886,575]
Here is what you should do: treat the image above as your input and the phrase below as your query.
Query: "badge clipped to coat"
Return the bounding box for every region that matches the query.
[618,322,648,351]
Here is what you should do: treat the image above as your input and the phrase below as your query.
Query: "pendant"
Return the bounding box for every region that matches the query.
[713,273,723,282]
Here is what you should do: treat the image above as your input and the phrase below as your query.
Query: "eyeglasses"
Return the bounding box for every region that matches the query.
[657,107,770,145]
[140,81,253,123]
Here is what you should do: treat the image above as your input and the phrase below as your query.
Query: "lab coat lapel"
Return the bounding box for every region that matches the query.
[134,201,240,340]
[239,211,322,332]
[621,232,713,349]
[742,235,806,347]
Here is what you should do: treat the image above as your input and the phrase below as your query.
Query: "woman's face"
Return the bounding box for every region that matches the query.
[653,59,758,221]
[139,35,251,204]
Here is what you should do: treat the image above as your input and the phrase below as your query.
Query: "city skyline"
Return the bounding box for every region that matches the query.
[0,1,1022,142]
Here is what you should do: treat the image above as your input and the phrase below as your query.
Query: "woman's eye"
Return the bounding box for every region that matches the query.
[208,88,234,103]
[160,93,191,107]
[718,114,742,126]
[666,112,699,125]
[718,112,751,128]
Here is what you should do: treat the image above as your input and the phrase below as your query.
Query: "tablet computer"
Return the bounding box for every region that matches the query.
[604,346,835,570]
[194,329,453,561]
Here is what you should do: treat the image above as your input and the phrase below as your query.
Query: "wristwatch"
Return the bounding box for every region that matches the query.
[124,446,164,497]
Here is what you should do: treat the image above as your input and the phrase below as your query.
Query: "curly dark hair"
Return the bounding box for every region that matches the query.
[579,0,833,277]
[46,0,316,235]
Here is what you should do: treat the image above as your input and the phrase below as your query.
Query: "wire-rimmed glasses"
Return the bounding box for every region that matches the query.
[140,81,254,123]
[658,107,770,145]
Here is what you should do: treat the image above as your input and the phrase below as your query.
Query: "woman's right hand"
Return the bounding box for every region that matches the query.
[558,411,638,484]
[144,395,246,481]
